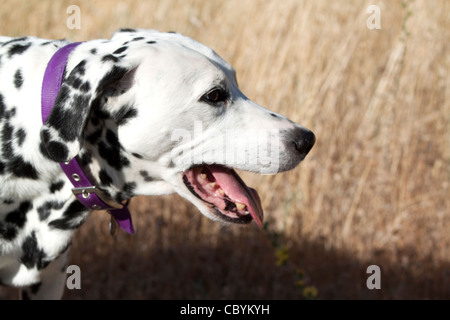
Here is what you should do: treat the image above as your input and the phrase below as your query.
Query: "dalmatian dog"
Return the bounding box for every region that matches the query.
[0,29,315,299]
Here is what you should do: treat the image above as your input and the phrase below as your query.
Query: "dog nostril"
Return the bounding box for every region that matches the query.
[293,130,316,156]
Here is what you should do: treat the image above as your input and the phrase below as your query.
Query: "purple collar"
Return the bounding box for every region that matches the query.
[41,42,134,234]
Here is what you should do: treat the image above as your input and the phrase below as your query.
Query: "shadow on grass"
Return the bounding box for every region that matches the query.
[62,198,449,300]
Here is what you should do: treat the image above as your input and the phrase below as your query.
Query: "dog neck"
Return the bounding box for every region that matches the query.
[41,42,135,234]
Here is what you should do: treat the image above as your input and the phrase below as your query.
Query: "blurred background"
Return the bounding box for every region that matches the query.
[0,0,448,299]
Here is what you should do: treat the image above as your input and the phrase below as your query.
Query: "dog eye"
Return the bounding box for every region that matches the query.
[201,88,228,106]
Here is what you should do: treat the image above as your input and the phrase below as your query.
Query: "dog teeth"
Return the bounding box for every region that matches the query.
[209,182,216,188]
[235,202,246,211]
[200,173,207,180]
[217,188,225,196]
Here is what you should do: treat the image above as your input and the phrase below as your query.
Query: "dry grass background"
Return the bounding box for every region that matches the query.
[0,0,448,299]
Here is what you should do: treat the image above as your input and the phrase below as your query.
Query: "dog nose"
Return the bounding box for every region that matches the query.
[293,129,315,157]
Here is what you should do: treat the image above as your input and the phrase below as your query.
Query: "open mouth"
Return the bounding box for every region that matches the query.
[182,165,264,227]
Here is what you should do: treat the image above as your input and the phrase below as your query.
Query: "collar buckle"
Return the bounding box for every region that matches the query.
[71,186,124,210]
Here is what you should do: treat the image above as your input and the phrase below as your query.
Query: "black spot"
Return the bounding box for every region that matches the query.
[146,41,156,44]
[54,84,70,104]
[66,76,91,92]
[270,113,281,119]
[45,88,91,143]
[168,160,176,168]
[90,116,100,127]
[140,170,153,182]
[97,66,129,94]
[72,93,91,112]
[8,43,31,58]
[71,60,86,77]
[123,182,136,197]
[6,201,32,228]
[0,222,17,240]
[119,28,137,33]
[132,37,145,41]
[78,150,92,166]
[113,105,138,126]
[66,76,82,89]
[2,142,13,160]
[0,93,5,120]
[114,192,125,203]
[21,232,45,269]
[3,199,14,204]
[113,46,128,55]
[99,169,113,186]
[2,122,14,159]
[16,128,26,146]
[40,41,53,46]
[40,128,50,141]
[93,108,110,120]
[90,48,97,54]
[98,141,130,170]
[37,201,65,220]
[102,54,119,63]
[49,200,87,230]
[14,69,23,88]
[64,200,86,215]
[2,121,13,141]
[106,129,121,149]
[40,139,69,162]
[50,180,65,193]
[0,161,5,174]
[39,129,52,160]
[45,95,71,136]
[79,81,91,92]
[9,156,39,179]
[1,37,28,47]
[86,128,102,144]
[132,152,143,159]
[90,95,105,111]
[6,107,16,119]
[5,107,16,119]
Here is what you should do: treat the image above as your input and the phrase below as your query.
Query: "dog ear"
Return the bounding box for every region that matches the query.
[40,56,135,163]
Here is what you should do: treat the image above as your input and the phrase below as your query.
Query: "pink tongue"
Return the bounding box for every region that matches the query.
[207,165,264,227]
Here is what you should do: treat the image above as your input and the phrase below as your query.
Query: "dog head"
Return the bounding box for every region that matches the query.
[41,29,315,227]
